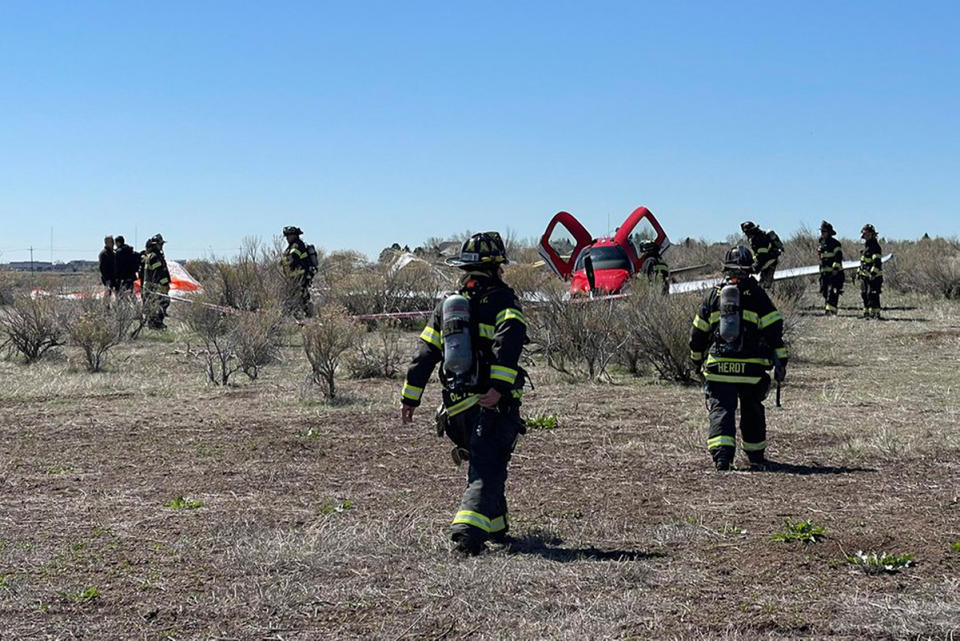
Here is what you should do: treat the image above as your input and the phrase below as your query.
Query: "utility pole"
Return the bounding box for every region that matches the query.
[29,246,34,272]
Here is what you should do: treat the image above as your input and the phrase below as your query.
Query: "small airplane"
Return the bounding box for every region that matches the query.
[538,206,893,297]
[538,206,674,296]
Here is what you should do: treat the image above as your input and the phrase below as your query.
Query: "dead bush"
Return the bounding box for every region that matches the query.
[213,238,301,312]
[886,238,960,299]
[329,260,447,317]
[65,298,138,372]
[0,296,66,363]
[619,282,702,384]
[182,297,284,385]
[0,269,14,305]
[302,304,363,398]
[345,323,404,379]
[527,284,629,381]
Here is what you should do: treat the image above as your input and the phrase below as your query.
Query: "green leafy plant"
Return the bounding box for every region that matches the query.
[846,550,914,574]
[59,586,100,602]
[0,574,10,590]
[318,499,354,515]
[167,495,204,510]
[772,519,826,543]
[950,541,960,553]
[525,413,559,430]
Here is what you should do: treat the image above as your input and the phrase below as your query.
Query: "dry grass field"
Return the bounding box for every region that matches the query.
[1,285,959,640]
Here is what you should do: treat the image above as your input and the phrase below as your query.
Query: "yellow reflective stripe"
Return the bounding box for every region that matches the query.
[288,248,308,258]
[452,510,506,533]
[478,323,495,339]
[511,389,523,399]
[159,277,170,285]
[705,355,771,366]
[759,310,783,329]
[693,315,711,332]
[690,350,704,361]
[489,365,517,384]
[742,310,760,325]
[758,257,777,270]
[742,440,766,452]
[709,311,721,324]
[401,382,423,401]
[755,246,770,255]
[820,249,839,258]
[703,372,763,384]
[825,304,838,312]
[707,435,736,450]
[148,262,162,269]
[446,395,479,416]
[775,347,789,359]
[496,308,526,326]
[419,326,442,349]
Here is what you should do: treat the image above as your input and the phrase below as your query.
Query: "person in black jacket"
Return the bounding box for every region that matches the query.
[817,221,844,315]
[282,226,314,317]
[98,236,117,295]
[400,232,528,555]
[114,235,139,294]
[690,246,789,471]
[856,224,883,319]
[140,234,171,329]
[639,240,670,295]
[741,221,782,288]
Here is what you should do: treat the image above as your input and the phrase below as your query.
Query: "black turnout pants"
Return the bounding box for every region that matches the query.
[449,404,522,543]
[705,377,770,463]
[819,273,843,313]
[860,278,882,315]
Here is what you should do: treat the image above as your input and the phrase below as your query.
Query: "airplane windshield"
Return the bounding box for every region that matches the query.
[575,246,631,271]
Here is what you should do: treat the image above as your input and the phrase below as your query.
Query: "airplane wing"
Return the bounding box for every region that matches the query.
[668,254,893,295]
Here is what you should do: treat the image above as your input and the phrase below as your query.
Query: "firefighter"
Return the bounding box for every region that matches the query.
[140,234,171,329]
[740,221,783,288]
[856,223,883,319]
[817,221,844,315]
[98,235,117,295]
[690,246,789,471]
[114,235,139,295]
[639,240,670,294]
[399,232,528,555]
[282,225,313,317]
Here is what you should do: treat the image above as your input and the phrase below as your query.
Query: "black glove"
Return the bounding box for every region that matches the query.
[774,363,787,383]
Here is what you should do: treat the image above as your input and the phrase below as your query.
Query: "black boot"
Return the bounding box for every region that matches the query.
[452,532,485,556]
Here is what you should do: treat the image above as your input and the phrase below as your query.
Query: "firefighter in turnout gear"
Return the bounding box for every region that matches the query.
[139,234,171,330]
[282,226,314,317]
[400,232,528,555]
[690,246,789,471]
[817,221,844,315]
[639,240,670,295]
[857,224,883,319]
[741,221,783,288]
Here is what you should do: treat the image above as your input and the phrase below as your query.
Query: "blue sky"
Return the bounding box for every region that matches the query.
[1,1,957,262]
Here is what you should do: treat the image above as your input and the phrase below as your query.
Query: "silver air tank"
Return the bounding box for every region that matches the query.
[719,283,741,343]
[442,295,473,380]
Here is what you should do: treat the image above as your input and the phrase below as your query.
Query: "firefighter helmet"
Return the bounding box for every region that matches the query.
[283,226,303,236]
[740,221,759,235]
[820,220,836,236]
[861,223,876,238]
[147,234,165,247]
[444,232,509,268]
[722,245,754,273]
[638,240,659,256]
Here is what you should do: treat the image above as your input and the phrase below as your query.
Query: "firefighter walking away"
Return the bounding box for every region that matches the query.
[399,232,528,555]
[140,234,171,330]
[740,221,783,288]
[283,226,317,317]
[690,246,789,471]
[817,221,844,315]
[856,223,883,319]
